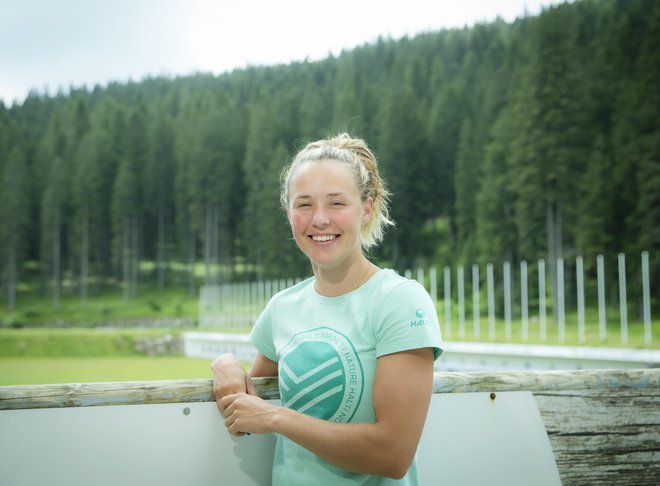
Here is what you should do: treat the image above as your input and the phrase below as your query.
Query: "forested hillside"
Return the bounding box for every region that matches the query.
[0,0,658,308]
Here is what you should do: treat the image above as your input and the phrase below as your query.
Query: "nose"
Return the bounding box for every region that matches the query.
[312,206,330,228]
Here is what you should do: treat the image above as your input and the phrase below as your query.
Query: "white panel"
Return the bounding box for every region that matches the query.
[0,392,559,485]
[0,401,276,486]
[418,392,561,486]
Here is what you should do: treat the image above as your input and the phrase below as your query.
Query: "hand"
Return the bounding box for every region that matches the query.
[220,393,279,436]
[211,354,256,414]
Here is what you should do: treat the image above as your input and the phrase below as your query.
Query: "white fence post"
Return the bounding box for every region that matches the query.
[417,268,425,287]
[576,256,585,344]
[557,257,565,343]
[444,266,452,340]
[618,253,628,345]
[487,263,495,340]
[597,255,607,341]
[503,262,512,341]
[520,260,528,342]
[430,267,437,309]
[538,259,546,341]
[458,266,465,340]
[642,251,652,346]
[472,264,480,340]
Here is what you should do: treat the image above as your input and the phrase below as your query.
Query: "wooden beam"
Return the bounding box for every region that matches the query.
[1,368,657,410]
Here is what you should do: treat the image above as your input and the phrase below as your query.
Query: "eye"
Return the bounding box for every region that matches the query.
[330,200,346,207]
[296,202,311,208]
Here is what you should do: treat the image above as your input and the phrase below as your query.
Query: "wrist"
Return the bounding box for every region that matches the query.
[212,353,241,371]
[270,405,297,434]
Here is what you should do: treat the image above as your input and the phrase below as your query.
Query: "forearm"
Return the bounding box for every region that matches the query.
[271,407,415,478]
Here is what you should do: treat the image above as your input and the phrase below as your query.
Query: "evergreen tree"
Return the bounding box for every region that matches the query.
[0,147,30,309]
[112,153,140,301]
[40,156,67,308]
[145,115,176,288]
[241,101,277,279]
[453,118,479,262]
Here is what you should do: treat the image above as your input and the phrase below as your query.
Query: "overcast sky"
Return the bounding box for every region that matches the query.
[0,0,566,106]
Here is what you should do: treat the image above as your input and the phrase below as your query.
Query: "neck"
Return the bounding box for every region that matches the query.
[312,256,377,297]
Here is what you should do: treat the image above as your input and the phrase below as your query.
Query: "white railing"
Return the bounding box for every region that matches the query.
[429,251,654,346]
[199,251,655,347]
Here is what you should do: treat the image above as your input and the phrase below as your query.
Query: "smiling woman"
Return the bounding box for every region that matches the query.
[211,133,443,485]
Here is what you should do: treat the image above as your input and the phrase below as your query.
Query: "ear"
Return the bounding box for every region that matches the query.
[362,197,374,225]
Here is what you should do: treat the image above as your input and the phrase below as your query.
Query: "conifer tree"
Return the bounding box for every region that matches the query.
[0,147,29,309]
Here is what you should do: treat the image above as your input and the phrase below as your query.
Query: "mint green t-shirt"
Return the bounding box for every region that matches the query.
[249,269,443,486]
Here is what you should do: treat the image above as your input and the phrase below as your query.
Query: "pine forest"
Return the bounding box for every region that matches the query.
[0,0,658,315]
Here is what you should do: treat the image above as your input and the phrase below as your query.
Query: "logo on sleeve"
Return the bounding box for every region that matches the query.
[411,308,427,327]
[279,327,364,423]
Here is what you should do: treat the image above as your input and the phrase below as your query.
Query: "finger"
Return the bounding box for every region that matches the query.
[225,414,247,436]
[218,394,238,414]
[228,421,248,437]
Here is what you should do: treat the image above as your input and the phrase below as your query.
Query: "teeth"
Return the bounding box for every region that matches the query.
[312,235,336,242]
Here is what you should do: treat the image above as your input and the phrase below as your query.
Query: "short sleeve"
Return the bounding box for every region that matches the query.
[249,298,278,362]
[374,280,443,360]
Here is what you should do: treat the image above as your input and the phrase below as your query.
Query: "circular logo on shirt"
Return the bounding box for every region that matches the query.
[279,328,364,423]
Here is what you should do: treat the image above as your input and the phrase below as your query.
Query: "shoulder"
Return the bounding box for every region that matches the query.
[369,269,429,301]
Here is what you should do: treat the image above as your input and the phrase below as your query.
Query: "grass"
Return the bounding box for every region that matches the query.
[0,328,186,357]
[436,301,659,349]
[0,356,212,385]
[0,327,236,385]
[441,317,657,349]
[0,286,199,327]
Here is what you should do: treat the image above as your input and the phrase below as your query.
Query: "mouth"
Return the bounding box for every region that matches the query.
[310,234,339,243]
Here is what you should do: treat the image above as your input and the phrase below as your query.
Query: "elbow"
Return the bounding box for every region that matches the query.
[386,464,410,479]
[378,452,415,480]
[383,463,412,480]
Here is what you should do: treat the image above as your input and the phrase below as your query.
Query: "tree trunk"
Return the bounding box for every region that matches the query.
[6,243,16,310]
[52,212,61,310]
[188,225,196,297]
[131,218,139,298]
[212,204,219,284]
[122,218,130,303]
[157,207,165,289]
[546,201,565,323]
[80,215,88,307]
[203,203,219,286]
[204,203,211,286]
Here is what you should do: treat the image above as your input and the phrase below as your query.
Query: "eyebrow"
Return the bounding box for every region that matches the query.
[293,192,348,200]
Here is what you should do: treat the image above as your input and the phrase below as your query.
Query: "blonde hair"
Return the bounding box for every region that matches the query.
[280,133,394,250]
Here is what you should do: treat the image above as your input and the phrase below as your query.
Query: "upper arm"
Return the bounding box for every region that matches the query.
[249,352,278,377]
[372,348,435,464]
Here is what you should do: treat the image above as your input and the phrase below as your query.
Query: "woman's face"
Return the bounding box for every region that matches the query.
[286,159,372,271]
